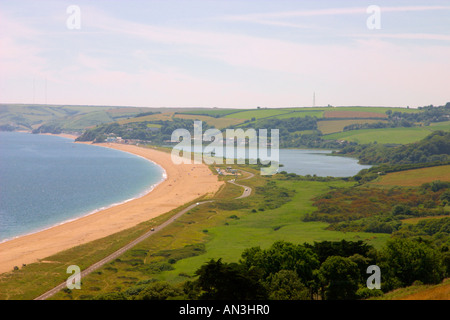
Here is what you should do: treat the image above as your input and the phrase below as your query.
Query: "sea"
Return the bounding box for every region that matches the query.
[0,132,165,243]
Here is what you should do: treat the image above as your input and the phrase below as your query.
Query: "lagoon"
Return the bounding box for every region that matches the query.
[278,149,371,177]
[171,145,370,177]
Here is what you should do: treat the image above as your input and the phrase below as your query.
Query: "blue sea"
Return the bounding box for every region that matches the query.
[0,132,165,242]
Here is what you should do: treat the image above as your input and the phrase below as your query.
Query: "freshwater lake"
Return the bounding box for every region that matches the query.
[171,145,371,177]
[278,149,371,177]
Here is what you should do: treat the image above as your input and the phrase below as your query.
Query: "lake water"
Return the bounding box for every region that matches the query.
[0,132,165,242]
[278,149,371,177]
[171,145,370,177]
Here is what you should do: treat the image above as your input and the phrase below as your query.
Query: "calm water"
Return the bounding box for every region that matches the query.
[0,132,165,242]
[172,145,370,177]
[278,149,371,177]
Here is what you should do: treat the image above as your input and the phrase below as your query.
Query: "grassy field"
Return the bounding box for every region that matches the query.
[372,165,450,187]
[175,109,246,117]
[118,112,175,124]
[324,124,450,144]
[328,107,422,114]
[324,110,388,119]
[118,112,246,129]
[401,216,449,225]
[173,114,245,129]
[317,119,388,134]
[375,278,450,300]
[269,110,324,119]
[155,179,390,284]
[224,108,293,120]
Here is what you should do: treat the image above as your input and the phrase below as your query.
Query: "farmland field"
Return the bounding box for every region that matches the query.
[323,125,450,144]
[173,114,245,129]
[317,119,388,134]
[324,110,388,119]
[175,109,245,117]
[118,112,175,124]
[270,110,324,119]
[224,108,293,120]
[372,165,450,187]
[329,106,422,114]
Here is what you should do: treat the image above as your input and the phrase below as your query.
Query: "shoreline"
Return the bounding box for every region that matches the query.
[0,170,166,246]
[0,137,223,274]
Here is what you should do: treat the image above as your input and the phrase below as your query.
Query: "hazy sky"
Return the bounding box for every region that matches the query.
[1,0,449,108]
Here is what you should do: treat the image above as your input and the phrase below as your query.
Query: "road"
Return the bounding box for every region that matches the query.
[227,169,254,199]
[34,170,253,300]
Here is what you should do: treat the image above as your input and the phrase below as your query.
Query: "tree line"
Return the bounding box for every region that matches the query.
[92,238,448,300]
[337,131,450,165]
[343,103,450,131]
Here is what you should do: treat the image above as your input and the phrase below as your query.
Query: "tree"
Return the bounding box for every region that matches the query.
[192,259,267,300]
[240,241,320,284]
[379,238,445,291]
[265,270,310,300]
[318,256,360,300]
[136,281,182,300]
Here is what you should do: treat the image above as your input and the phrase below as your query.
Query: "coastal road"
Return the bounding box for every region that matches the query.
[34,170,253,300]
[227,170,254,199]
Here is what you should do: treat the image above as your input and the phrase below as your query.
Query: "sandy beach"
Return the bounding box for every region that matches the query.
[0,140,223,274]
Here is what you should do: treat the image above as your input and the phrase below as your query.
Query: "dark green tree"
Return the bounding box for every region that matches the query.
[265,270,310,300]
[191,259,267,300]
[379,238,445,291]
[318,256,360,300]
[240,241,320,284]
[135,281,182,300]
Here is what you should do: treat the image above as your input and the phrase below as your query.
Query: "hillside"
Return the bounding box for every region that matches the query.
[3,105,449,144]
[0,104,151,132]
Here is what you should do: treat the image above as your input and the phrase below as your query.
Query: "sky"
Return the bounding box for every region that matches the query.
[0,0,449,109]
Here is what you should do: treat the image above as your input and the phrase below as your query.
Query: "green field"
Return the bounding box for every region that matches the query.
[173,114,245,129]
[224,108,293,120]
[176,109,246,117]
[327,106,422,114]
[269,110,324,119]
[324,124,450,144]
[222,106,418,124]
[149,179,390,283]
[372,165,450,187]
[317,119,388,134]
